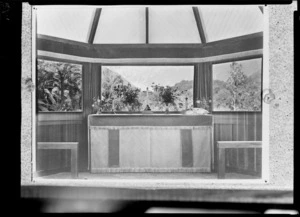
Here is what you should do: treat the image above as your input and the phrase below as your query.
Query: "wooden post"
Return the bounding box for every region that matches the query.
[145,7,149,44]
[71,148,78,178]
[218,147,226,179]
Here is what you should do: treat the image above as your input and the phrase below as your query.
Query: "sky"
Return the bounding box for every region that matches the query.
[213,58,262,82]
[103,66,194,91]
[36,5,263,43]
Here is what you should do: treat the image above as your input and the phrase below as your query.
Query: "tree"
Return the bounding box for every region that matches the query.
[37,60,82,111]
[213,62,261,111]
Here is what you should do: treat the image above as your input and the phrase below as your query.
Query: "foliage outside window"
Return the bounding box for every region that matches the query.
[212,58,262,111]
[37,59,83,112]
[100,66,194,112]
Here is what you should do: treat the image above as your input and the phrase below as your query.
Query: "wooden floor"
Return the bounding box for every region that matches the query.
[36,172,259,180]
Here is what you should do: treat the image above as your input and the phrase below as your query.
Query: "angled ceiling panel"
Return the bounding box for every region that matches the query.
[37,6,95,43]
[198,6,263,42]
[93,7,146,44]
[149,7,201,44]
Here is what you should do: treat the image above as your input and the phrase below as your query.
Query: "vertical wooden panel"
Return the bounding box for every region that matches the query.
[237,113,245,169]
[181,129,193,167]
[219,123,233,169]
[71,148,78,178]
[108,129,120,167]
[119,129,151,167]
[256,112,263,176]
[244,113,249,170]
[36,123,64,172]
[247,113,256,172]
[213,124,220,172]
[231,113,240,171]
[218,148,226,179]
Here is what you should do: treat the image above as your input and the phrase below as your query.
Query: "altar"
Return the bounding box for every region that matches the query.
[88,114,213,173]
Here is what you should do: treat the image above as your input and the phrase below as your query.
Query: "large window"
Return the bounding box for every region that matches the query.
[37,59,83,112]
[212,58,262,112]
[100,66,194,112]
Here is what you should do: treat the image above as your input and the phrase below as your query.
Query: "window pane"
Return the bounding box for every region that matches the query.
[100,66,194,112]
[199,6,263,42]
[212,58,262,111]
[93,7,146,44]
[149,7,201,43]
[37,59,83,112]
[37,6,95,42]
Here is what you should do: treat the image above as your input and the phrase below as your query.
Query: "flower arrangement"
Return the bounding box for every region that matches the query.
[151,83,179,113]
[92,95,105,114]
[196,97,212,111]
[113,84,142,111]
[151,83,178,105]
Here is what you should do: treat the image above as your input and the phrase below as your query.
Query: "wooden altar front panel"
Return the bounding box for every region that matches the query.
[88,114,213,172]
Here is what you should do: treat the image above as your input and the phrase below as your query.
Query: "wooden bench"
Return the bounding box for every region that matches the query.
[217,141,262,179]
[38,142,79,178]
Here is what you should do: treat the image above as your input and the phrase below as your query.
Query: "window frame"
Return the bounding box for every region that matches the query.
[36,56,85,113]
[99,63,197,114]
[211,55,263,113]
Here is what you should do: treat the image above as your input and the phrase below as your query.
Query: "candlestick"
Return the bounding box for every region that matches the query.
[185,97,188,110]
[146,87,149,105]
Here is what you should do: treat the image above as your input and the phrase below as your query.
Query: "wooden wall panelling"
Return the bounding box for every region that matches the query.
[244,113,249,171]
[61,121,83,170]
[247,112,256,174]
[255,112,263,176]
[229,113,242,172]
[36,121,64,172]
[216,113,233,172]
[213,123,220,172]
[237,113,246,171]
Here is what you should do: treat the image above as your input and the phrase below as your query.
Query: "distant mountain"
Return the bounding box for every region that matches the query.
[247,71,261,83]
[213,80,227,92]
[102,67,137,89]
[172,80,193,92]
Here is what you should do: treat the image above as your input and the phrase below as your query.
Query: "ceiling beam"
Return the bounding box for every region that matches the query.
[192,7,207,44]
[88,8,102,44]
[259,6,264,14]
[146,7,149,44]
[37,32,263,59]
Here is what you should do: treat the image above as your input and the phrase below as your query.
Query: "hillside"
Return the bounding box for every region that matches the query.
[102,67,136,89]
[172,80,193,92]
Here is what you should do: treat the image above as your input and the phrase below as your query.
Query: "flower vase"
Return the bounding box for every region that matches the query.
[165,103,169,114]
[127,104,133,113]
